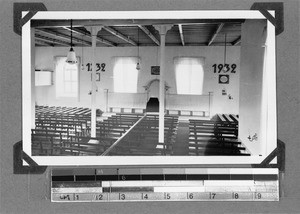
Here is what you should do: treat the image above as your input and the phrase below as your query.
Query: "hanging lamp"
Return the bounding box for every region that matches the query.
[136,27,141,70]
[66,19,78,64]
[222,33,227,72]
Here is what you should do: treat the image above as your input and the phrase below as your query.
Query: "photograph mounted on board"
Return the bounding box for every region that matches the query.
[22,10,277,166]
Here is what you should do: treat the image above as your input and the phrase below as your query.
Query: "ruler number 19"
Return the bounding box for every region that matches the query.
[256,193,262,199]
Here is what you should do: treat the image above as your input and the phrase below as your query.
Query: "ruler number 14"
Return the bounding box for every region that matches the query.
[142,193,148,200]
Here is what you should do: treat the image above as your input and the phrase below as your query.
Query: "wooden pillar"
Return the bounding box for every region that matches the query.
[85,26,102,138]
[31,28,36,129]
[154,25,172,144]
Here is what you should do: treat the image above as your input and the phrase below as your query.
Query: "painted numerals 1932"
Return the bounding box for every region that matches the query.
[86,63,106,72]
[212,63,236,73]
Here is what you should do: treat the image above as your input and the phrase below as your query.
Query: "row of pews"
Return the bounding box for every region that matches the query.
[188,114,250,156]
[32,106,248,156]
[32,106,104,156]
[106,114,178,156]
[32,106,178,156]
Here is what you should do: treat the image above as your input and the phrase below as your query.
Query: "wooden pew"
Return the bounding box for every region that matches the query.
[188,115,247,156]
[108,115,178,155]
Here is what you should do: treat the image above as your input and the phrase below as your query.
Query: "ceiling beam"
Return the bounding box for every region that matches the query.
[35,34,70,46]
[103,26,137,46]
[32,19,245,28]
[231,36,241,45]
[63,27,116,47]
[138,25,160,46]
[207,23,224,46]
[36,29,91,46]
[178,24,185,46]
[35,39,53,46]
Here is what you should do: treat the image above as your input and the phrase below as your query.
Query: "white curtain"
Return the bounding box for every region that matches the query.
[55,56,79,98]
[113,57,139,93]
[174,57,205,95]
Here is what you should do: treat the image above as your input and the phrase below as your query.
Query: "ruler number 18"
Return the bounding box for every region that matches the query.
[233,193,239,199]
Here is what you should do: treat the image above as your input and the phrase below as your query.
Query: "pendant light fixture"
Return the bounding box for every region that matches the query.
[66,19,78,64]
[222,33,227,72]
[136,27,141,70]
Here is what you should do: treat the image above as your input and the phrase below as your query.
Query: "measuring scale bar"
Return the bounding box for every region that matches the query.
[51,168,279,202]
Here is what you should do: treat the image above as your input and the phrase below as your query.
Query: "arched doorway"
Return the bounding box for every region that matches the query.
[143,79,170,112]
[143,79,170,101]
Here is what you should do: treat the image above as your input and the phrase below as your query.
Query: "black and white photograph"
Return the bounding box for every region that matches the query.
[21,10,277,165]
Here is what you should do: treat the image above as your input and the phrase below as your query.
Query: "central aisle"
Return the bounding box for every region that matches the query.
[173,121,190,155]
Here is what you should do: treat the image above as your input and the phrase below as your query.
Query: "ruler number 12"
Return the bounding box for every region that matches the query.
[95,194,103,200]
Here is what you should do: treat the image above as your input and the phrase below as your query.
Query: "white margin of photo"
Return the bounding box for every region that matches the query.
[22,10,276,166]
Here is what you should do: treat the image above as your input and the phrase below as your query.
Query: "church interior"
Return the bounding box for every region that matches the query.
[27,16,276,157]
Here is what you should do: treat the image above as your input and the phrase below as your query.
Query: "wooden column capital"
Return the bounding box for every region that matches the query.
[84,26,102,36]
[154,25,173,35]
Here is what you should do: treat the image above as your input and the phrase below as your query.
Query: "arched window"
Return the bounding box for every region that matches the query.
[174,57,205,95]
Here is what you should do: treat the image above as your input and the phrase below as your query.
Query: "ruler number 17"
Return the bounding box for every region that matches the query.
[210,192,216,199]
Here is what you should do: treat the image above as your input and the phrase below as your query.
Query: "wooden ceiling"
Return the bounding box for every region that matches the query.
[33,19,243,47]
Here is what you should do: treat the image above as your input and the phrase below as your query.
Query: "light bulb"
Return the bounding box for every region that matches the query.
[66,47,77,64]
[136,62,140,70]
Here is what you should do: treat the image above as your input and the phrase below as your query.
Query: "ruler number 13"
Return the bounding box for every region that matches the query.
[119,193,126,200]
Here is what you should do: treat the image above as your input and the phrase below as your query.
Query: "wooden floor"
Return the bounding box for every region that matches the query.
[32,106,249,156]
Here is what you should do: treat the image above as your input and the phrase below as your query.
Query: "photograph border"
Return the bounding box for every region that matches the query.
[22,10,277,166]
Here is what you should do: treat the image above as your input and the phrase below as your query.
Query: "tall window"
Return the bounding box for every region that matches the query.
[55,56,79,98]
[174,57,204,95]
[113,57,139,93]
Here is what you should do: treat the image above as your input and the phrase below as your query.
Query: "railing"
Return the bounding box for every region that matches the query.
[106,91,147,110]
[105,90,213,116]
[166,93,212,116]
